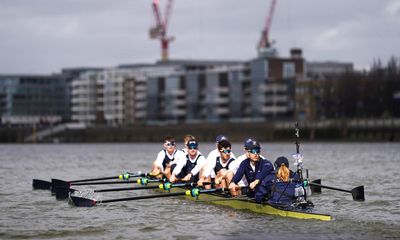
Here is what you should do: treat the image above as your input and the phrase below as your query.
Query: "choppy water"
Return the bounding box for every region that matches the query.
[0,142,399,240]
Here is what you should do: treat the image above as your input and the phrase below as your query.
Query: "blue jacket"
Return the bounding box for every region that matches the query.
[255,171,302,205]
[231,157,273,197]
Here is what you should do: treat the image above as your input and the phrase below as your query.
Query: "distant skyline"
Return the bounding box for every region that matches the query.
[0,0,399,74]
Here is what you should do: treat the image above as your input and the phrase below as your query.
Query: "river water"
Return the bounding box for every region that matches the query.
[0,142,399,240]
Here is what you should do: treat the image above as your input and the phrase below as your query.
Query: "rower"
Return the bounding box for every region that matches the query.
[255,156,303,206]
[169,139,206,183]
[150,136,185,179]
[182,134,195,154]
[228,140,273,198]
[198,140,235,189]
[204,135,236,180]
[225,138,265,195]
[181,134,202,155]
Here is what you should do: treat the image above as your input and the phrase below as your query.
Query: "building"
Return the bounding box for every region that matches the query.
[0,74,68,125]
[145,60,248,124]
[250,48,305,121]
[70,70,103,124]
[295,61,354,120]
[67,50,354,126]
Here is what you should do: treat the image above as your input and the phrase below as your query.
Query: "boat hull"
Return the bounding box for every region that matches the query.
[157,186,332,221]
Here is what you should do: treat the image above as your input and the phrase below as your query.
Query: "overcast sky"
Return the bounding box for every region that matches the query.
[0,0,399,74]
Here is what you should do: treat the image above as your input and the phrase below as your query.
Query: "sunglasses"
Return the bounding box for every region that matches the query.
[247,148,260,154]
[220,149,231,154]
[188,145,198,150]
[165,142,175,147]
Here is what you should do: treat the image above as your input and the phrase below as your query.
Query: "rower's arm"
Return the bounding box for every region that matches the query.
[202,157,216,179]
[190,155,207,176]
[231,161,246,184]
[153,150,166,171]
[171,152,185,176]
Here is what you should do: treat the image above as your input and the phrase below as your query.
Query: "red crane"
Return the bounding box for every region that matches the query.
[258,0,277,55]
[149,0,174,61]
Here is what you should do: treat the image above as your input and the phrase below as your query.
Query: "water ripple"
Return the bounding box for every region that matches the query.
[1,143,400,239]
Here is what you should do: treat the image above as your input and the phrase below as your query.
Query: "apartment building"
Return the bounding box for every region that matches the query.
[70,63,179,125]
[295,61,354,120]
[0,74,68,125]
[70,70,101,124]
[146,60,249,124]
[250,48,304,121]
[68,50,352,125]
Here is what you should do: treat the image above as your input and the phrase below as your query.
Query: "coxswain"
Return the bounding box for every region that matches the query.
[228,140,273,198]
[169,139,206,183]
[255,156,303,205]
[150,136,185,179]
[198,140,235,189]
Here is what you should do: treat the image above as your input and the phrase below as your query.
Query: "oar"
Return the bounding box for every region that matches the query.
[309,179,322,193]
[51,178,146,194]
[136,177,169,185]
[70,187,225,207]
[55,184,159,200]
[32,179,52,190]
[33,172,151,191]
[309,180,365,201]
[56,181,211,200]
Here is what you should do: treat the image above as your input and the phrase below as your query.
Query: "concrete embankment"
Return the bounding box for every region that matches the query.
[3,118,399,143]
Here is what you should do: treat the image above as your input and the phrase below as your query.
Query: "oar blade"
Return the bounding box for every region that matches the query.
[32,179,52,190]
[310,179,322,193]
[69,196,97,207]
[55,187,76,200]
[351,186,365,201]
[51,179,70,194]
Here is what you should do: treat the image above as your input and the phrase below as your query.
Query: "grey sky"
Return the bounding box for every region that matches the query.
[0,0,399,74]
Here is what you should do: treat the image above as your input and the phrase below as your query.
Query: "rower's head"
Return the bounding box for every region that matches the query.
[186,139,199,156]
[244,137,256,150]
[275,156,290,182]
[163,136,176,153]
[245,139,261,161]
[215,135,228,147]
[183,134,195,145]
[218,140,232,161]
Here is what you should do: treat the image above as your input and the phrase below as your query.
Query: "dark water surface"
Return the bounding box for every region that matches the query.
[0,142,399,240]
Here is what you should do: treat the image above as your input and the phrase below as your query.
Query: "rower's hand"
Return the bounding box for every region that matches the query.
[169,175,177,183]
[197,178,204,187]
[150,170,160,177]
[215,176,223,185]
[249,179,260,190]
[182,173,192,182]
[228,182,238,190]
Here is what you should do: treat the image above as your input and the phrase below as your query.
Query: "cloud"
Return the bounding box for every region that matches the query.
[384,0,400,17]
[0,0,399,73]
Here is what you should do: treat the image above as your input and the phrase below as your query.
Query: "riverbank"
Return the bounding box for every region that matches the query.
[2,118,400,143]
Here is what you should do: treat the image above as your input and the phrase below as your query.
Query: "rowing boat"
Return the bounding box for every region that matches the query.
[152,183,332,221]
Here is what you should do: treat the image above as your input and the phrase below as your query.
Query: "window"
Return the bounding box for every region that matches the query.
[283,62,295,78]
[179,76,186,90]
[264,60,269,79]
[219,73,228,87]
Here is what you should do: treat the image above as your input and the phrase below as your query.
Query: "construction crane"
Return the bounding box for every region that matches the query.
[149,0,174,61]
[257,0,277,57]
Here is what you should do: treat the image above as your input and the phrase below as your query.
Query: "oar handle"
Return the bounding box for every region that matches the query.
[309,183,351,193]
